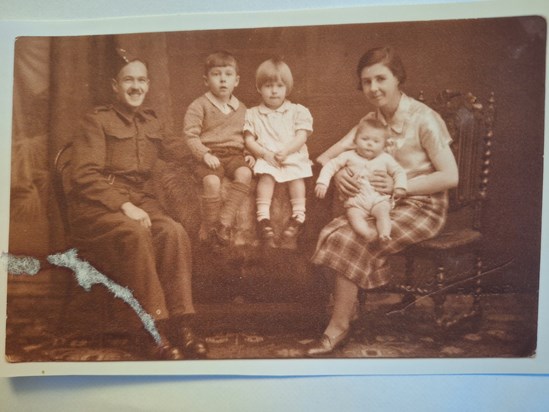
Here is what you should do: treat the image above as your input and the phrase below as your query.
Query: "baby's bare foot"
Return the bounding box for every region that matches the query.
[379,234,392,242]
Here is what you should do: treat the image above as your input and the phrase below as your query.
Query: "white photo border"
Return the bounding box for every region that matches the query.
[1,0,548,377]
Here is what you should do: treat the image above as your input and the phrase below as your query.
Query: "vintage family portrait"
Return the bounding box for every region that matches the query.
[2,10,546,374]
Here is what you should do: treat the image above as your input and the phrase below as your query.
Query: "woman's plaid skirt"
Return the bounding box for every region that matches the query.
[310,192,449,290]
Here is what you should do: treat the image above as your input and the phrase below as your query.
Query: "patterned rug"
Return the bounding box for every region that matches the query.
[5,292,537,362]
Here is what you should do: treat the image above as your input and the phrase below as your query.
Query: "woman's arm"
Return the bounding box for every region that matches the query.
[370,145,458,196]
[316,125,357,166]
[407,145,458,195]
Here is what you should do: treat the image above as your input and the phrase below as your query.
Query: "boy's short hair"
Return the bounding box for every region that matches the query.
[355,117,390,142]
[204,50,239,75]
[255,57,294,93]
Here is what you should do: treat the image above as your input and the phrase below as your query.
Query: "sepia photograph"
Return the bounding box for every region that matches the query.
[2,10,546,373]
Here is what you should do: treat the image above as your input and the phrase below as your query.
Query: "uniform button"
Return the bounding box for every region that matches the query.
[156,309,162,315]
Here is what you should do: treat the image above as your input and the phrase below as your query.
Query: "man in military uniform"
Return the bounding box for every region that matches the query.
[68,49,207,360]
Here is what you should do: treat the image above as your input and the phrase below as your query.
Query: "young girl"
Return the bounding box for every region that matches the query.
[244,58,313,246]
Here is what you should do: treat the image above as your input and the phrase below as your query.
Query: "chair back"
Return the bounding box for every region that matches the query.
[422,90,496,231]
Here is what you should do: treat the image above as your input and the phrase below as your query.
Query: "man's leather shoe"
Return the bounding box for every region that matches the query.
[180,327,208,359]
[151,343,184,360]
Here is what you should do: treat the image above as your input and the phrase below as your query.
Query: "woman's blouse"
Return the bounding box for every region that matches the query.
[336,93,452,180]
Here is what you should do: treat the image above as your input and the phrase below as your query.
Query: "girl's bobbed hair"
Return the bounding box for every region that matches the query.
[356,46,406,90]
[255,57,294,94]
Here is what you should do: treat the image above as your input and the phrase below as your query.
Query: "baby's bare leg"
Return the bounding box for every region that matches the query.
[346,207,377,241]
[371,200,392,241]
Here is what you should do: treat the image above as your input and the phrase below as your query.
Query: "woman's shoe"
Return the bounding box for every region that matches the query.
[304,328,351,357]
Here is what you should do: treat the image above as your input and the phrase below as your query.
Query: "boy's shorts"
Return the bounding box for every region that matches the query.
[192,147,250,181]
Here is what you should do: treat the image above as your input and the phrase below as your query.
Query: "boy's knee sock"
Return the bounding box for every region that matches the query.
[201,195,221,228]
[219,181,250,227]
[290,197,306,223]
[256,197,272,221]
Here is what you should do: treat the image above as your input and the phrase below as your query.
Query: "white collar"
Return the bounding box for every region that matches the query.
[205,91,240,113]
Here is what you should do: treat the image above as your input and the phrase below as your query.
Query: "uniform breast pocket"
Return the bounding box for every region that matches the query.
[142,129,164,169]
[104,126,136,172]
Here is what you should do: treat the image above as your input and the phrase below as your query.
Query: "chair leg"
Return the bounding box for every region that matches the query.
[386,254,416,315]
[402,254,417,306]
[432,261,447,327]
[472,253,484,321]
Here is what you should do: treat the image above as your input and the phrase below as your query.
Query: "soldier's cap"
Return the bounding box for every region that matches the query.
[113,47,148,78]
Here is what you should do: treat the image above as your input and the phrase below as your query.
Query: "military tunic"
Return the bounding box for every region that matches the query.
[69,101,193,321]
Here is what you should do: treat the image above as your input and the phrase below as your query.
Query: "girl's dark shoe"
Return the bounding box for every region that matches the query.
[304,328,351,357]
[282,217,303,239]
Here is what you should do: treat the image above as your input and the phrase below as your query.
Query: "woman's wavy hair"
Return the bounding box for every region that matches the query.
[356,46,406,90]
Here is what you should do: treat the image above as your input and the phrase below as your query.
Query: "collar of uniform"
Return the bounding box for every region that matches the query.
[111,100,151,123]
[258,100,291,115]
[205,91,240,112]
[375,92,410,134]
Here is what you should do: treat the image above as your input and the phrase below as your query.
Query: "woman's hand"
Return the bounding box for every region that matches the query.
[121,202,151,229]
[334,167,361,197]
[370,170,394,194]
[203,152,220,170]
[393,187,407,201]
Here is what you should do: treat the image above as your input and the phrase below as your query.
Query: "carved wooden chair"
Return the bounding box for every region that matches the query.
[387,90,496,329]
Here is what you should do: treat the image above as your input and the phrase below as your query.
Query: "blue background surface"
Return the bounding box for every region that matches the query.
[1,0,548,410]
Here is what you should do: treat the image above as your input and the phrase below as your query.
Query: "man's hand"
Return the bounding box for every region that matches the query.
[203,152,220,169]
[121,202,151,229]
[370,170,394,194]
[334,167,361,197]
[315,183,328,199]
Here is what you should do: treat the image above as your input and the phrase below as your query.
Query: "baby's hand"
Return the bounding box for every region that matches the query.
[245,154,256,168]
[393,187,407,201]
[315,183,328,199]
[262,150,279,167]
[203,152,220,169]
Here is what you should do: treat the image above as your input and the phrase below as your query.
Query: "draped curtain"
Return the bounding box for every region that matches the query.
[9,34,173,257]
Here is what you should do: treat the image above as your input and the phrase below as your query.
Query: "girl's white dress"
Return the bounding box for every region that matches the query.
[244,100,313,183]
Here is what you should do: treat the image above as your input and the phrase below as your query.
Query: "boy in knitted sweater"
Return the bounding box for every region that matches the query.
[184,51,254,245]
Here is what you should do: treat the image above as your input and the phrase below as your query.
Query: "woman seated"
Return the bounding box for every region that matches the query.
[305,46,459,356]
